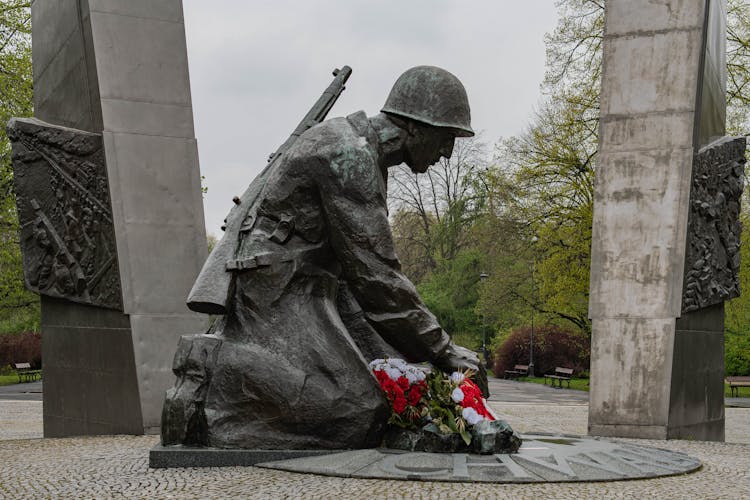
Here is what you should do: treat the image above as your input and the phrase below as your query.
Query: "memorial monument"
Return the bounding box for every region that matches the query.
[8,0,208,436]
[159,66,497,454]
[589,0,744,441]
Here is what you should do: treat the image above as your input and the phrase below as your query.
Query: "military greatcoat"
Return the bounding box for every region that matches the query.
[162,112,452,449]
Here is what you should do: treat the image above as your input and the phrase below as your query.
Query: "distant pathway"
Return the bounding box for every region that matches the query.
[487,377,588,405]
[0,380,42,401]
[487,376,750,408]
[1,377,748,406]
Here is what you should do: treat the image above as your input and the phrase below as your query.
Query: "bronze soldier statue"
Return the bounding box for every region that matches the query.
[162,66,488,450]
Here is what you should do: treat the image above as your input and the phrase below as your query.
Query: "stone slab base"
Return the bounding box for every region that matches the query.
[42,297,144,437]
[588,424,669,440]
[149,445,337,468]
[255,434,701,483]
[667,418,725,441]
[589,418,725,442]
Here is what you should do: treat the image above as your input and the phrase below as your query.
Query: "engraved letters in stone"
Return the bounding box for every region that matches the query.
[257,434,701,482]
[8,118,122,310]
[682,136,746,313]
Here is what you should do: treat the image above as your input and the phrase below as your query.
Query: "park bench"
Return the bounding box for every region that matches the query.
[544,367,574,388]
[504,364,529,379]
[13,363,42,383]
[726,376,750,397]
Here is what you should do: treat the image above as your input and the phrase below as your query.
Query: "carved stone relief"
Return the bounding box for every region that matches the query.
[682,136,746,313]
[8,118,122,310]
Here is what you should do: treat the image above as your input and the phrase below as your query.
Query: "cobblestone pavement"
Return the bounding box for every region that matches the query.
[0,401,42,440]
[1,398,749,498]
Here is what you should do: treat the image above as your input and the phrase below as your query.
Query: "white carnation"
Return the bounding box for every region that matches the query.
[389,358,408,370]
[462,407,483,426]
[368,359,385,370]
[451,387,465,403]
[404,371,420,384]
[450,372,465,384]
[370,358,428,384]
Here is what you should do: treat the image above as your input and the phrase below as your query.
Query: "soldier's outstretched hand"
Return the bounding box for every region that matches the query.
[434,342,489,398]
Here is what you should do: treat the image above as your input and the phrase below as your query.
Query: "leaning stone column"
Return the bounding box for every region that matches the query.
[15,0,208,436]
[589,0,743,441]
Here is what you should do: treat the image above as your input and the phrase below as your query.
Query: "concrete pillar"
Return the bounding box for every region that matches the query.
[29,0,207,436]
[589,0,733,441]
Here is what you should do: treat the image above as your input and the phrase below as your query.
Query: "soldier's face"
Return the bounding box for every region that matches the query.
[404,125,456,174]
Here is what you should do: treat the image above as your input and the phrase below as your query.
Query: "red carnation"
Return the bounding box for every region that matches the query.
[397,376,410,391]
[407,386,422,406]
[458,380,495,420]
[384,379,405,402]
[393,396,407,414]
[374,370,389,385]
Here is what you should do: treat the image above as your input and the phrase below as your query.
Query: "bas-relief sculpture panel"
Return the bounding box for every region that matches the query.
[9,118,122,310]
[682,136,745,313]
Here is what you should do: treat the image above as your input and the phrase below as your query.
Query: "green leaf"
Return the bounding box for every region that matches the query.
[445,413,458,433]
[423,423,440,435]
[459,429,471,446]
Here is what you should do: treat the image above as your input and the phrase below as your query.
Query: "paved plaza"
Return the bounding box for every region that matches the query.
[1,379,749,498]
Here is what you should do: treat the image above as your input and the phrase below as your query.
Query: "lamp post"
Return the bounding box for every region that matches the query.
[479,272,488,365]
[529,236,538,378]
[529,313,535,378]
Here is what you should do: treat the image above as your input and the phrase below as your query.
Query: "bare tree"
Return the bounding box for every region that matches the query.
[388,134,489,282]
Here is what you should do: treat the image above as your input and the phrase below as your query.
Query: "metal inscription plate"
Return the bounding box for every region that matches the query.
[8,118,122,310]
[682,136,745,313]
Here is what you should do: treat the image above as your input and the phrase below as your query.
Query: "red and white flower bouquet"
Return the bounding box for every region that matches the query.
[369,358,497,447]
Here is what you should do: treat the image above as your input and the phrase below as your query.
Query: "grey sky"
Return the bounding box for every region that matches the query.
[182,1,560,235]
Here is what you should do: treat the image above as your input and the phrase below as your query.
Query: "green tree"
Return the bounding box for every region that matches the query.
[487,0,750,338]
[727,0,750,132]
[389,135,489,283]
[388,135,491,348]
[487,0,602,334]
[726,214,750,374]
[0,1,36,333]
[472,169,536,336]
[417,248,485,349]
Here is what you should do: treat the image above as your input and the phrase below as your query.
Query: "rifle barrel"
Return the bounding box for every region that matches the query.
[267,66,352,166]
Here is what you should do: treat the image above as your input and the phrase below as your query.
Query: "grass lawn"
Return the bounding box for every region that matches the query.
[725,384,750,398]
[510,376,746,398]
[0,372,42,386]
[0,374,22,386]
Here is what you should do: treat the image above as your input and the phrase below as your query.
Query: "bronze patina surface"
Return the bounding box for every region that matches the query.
[162,66,491,451]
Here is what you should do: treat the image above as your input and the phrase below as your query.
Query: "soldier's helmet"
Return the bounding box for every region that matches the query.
[382,66,474,137]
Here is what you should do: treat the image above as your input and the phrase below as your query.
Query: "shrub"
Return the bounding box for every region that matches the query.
[483,328,511,372]
[492,325,589,376]
[726,330,750,376]
[0,305,41,335]
[0,331,42,369]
